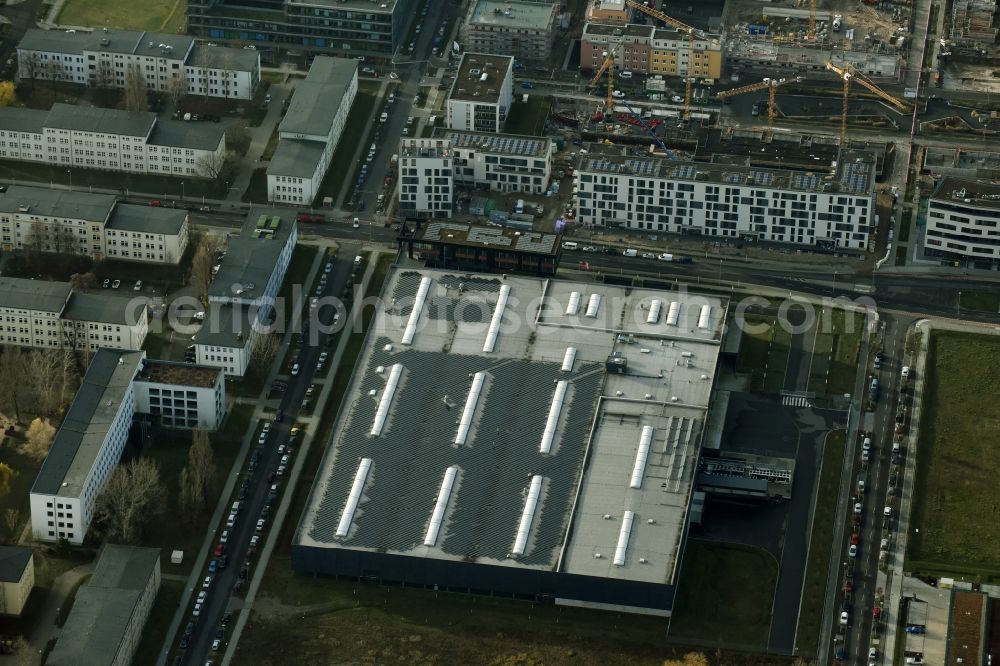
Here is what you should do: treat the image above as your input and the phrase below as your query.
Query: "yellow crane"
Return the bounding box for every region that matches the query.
[715,76,802,123]
[809,0,817,38]
[625,0,699,120]
[825,62,909,144]
[589,45,618,119]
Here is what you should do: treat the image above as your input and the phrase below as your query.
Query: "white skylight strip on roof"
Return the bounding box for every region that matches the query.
[423,465,459,547]
[585,293,601,318]
[666,301,681,326]
[647,299,662,324]
[402,276,432,345]
[482,284,511,353]
[455,371,486,445]
[336,457,372,537]
[565,291,581,315]
[370,363,403,437]
[629,426,654,489]
[561,347,577,372]
[613,510,635,566]
[512,475,543,556]
[539,380,568,454]
[698,304,712,330]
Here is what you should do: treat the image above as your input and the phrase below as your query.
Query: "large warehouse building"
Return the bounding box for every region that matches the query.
[293,268,727,616]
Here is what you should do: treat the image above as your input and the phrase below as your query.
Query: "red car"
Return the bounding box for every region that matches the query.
[148,199,162,207]
[851,533,860,545]
[214,543,225,557]
[873,606,882,619]
[843,580,853,594]
[296,213,324,223]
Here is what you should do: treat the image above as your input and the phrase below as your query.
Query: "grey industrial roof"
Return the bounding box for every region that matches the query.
[61,292,141,326]
[267,139,325,179]
[279,56,357,138]
[296,268,725,588]
[46,104,155,138]
[0,546,32,582]
[31,350,145,497]
[0,185,116,222]
[0,107,46,134]
[208,210,295,301]
[449,53,512,104]
[930,176,1000,209]
[147,118,225,151]
[19,27,193,59]
[417,221,558,255]
[106,204,187,235]
[0,277,71,313]
[48,545,159,666]
[468,0,558,29]
[187,43,259,72]
[192,302,253,349]
[435,128,551,158]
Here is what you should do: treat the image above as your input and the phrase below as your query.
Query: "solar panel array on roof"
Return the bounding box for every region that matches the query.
[750,170,774,187]
[516,232,557,254]
[625,159,657,177]
[467,227,513,247]
[840,160,871,194]
[444,132,546,156]
[423,222,469,241]
[586,158,624,173]
[790,172,820,190]
[722,172,743,184]
[669,164,697,179]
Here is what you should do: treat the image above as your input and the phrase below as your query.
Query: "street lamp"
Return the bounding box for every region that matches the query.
[180,181,185,200]
[66,169,72,189]
[957,291,962,316]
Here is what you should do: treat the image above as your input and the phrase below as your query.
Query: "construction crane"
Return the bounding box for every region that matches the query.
[808,0,817,38]
[625,0,699,120]
[825,62,909,144]
[589,46,617,119]
[715,76,802,123]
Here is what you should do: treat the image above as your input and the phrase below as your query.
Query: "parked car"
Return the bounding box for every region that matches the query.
[208,559,218,573]
[111,279,121,289]
[202,575,213,589]
[214,543,225,556]
[102,278,110,288]
[291,363,300,376]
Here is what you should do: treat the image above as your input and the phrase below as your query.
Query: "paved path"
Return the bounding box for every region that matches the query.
[227,82,294,205]
[24,561,95,662]
[221,250,382,666]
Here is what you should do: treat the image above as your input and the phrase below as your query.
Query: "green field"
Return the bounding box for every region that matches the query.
[58,0,185,34]
[958,290,1000,313]
[825,308,864,396]
[505,95,551,135]
[312,82,381,208]
[796,430,847,657]
[130,579,185,666]
[907,331,1000,582]
[669,540,778,650]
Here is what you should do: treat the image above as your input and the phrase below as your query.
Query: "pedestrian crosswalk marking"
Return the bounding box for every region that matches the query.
[782,395,811,407]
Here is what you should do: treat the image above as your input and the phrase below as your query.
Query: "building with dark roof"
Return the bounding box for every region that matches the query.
[46,545,160,666]
[0,547,34,616]
[446,53,513,134]
[0,104,225,179]
[294,267,727,616]
[17,28,259,100]
[400,221,562,275]
[267,56,358,206]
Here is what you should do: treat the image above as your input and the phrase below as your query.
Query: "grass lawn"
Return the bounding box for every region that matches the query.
[241,167,269,204]
[907,332,1000,582]
[312,82,381,208]
[958,290,1000,313]
[826,308,864,396]
[58,0,186,33]
[131,579,185,666]
[142,329,173,361]
[898,210,912,243]
[277,245,320,329]
[505,96,551,135]
[894,245,907,266]
[0,438,40,543]
[0,160,224,199]
[763,322,793,393]
[796,430,847,657]
[669,539,778,650]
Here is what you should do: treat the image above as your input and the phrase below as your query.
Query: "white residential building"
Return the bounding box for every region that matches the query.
[446,53,513,134]
[925,177,1000,268]
[17,28,259,100]
[0,103,226,179]
[0,185,189,263]
[0,547,34,617]
[266,57,357,206]
[0,277,148,352]
[574,145,877,250]
[29,350,226,545]
[399,138,454,219]
[194,211,297,376]
[438,129,553,195]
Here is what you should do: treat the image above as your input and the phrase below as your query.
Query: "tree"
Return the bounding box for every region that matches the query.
[21,52,40,87]
[165,71,188,108]
[69,272,98,292]
[0,348,24,423]
[662,654,709,666]
[189,233,221,307]
[20,417,55,461]
[227,125,252,156]
[1,508,21,544]
[0,81,16,107]
[250,332,281,377]
[93,458,165,544]
[179,429,216,515]
[195,150,237,182]
[124,63,149,113]
[0,464,14,497]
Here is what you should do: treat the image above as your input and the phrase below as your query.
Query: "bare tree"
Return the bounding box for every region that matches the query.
[19,417,55,461]
[20,52,41,86]
[93,59,114,90]
[43,58,65,83]
[25,350,63,417]
[250,332,281,377]
[60,349,80,410]
[124,63,149,113]
[0,348,24,423]
[227,125,252,156]
[165,71,188,108]
[179,429,216,515]
[1,508,21,544]
[69,272,98,292]
[195,150,234,180]
[23,219,45,262]
[189,233,221,307]
[0,464,14,498]
[92,458,165,544]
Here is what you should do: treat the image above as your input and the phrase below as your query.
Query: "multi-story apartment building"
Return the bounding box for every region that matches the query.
[194,212,297,376]
[463,0,560,61]
[580,22,723,79]
[399,138,454,219]
[0,104,226,178]
[0,547,34,617]
[47,545,160,666]
[0,277,148,351]
[187,0,417,59]
[925,177,1000,268]
[29,350,226,545]
[446,53,513,134]
[585,0,632,25]
[17,28,259,100]
[0,185,189,263]
[574,144,877,250]
[437,129,553,195]
[267,57,357,205]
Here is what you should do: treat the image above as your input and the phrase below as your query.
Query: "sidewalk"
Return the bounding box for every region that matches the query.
[25,561,96,660]
[220,250,383,666]
[227,82,295,205]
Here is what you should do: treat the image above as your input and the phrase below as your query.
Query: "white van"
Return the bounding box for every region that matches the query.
[623,248,638,257]
[561,241,579,251]
[515,199,525,214]
[620,71,633,79]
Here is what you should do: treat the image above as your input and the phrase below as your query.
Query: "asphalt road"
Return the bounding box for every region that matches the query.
[178,255,354,666]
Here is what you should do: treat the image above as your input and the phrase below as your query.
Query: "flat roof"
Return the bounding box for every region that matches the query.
[584,23,654,38]
[46,103,155,138]
[468,0,558,29]
[193,302,253,349]
[0,185,116,222]
[187,43,259,72]
[415,221,558,255]
[449,53,512,104]
[286,0,398,11]
[135,359,221,389]
[296,268,725,592]
[19,27,193,60]
[0,277,71,313]
[147,118,225,151]
[106,204,187,235]
[267,139,325,179]
[930,176,1000,209]
[62,292,140,326]
[208,210,295,301]
[31,350,145,497]
[579,144,877,196]
[0,107,47,134]
[0,546,32,582]
[278,56,357,138]
[434,128,551,158]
